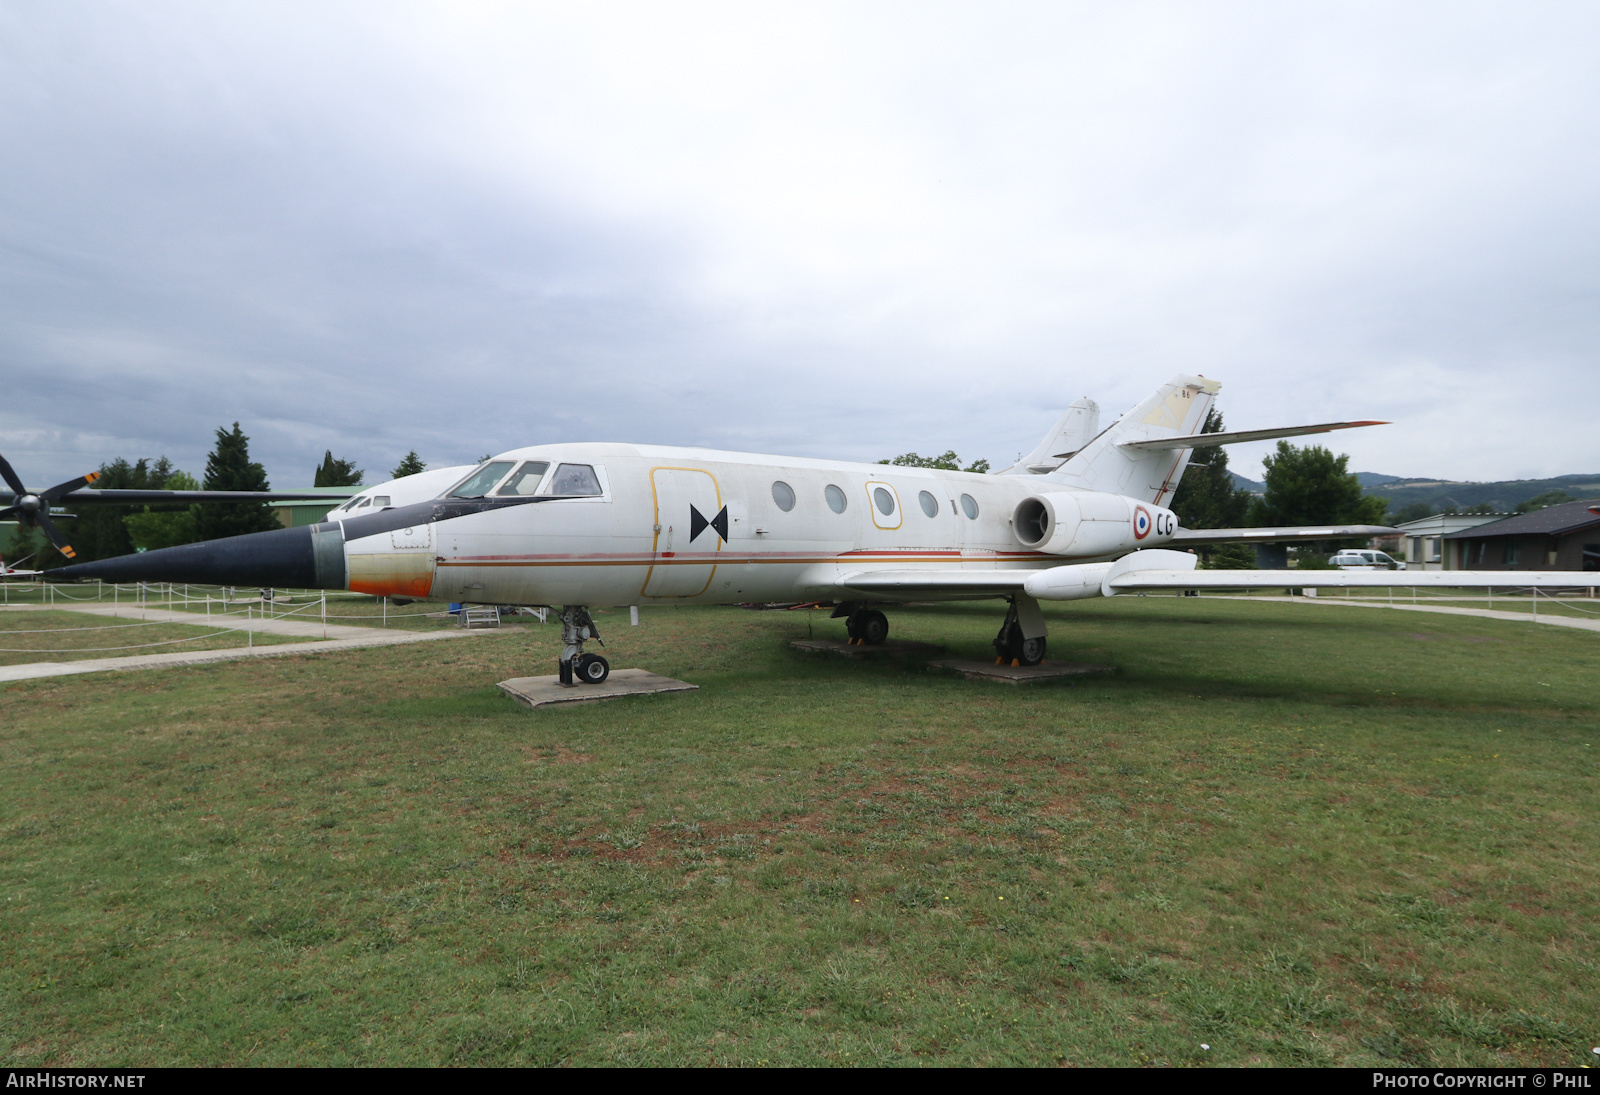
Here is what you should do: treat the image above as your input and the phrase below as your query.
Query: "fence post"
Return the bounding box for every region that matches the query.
[1532,588,1538,620]
[248,605,253,649]
[322,591,327,639]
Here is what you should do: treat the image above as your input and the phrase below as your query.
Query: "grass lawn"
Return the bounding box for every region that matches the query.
[1,596,1596,1066]
[0,609,310,666]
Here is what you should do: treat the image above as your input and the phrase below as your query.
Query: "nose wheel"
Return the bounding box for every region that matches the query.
[574,652,610,684]
[557,605,609,685]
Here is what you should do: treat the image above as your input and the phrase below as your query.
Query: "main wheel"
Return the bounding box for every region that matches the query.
[575,653,610,684]
[855,609,889,645]
[1018,636,1046,666]
[993,620,1021,661]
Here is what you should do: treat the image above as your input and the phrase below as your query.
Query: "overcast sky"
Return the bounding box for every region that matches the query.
[2,2,1597,490]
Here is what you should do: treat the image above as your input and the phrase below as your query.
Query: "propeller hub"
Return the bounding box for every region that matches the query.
[18,494,40,515]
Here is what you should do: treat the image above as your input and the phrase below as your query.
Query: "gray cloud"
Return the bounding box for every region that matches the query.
[2,2,1597,492]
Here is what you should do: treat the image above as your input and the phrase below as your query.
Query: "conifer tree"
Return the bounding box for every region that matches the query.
[391,451,427,479]
[313,450,364,487]
[196,423,279,540]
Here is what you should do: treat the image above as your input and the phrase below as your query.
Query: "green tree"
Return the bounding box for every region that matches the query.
[1168,408,1255,569]
[878,450,990,474]
[1514,489,1573,514]
[123,469,201,551]
[196,423,279,541]
[58,456,191,565]
[3,522,43,568]
[313,450,364,487]
[1249,442,1389,548]
[391,451,427,479]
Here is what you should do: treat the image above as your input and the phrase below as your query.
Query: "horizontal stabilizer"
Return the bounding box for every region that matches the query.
[1172,524,1398,545]
[1118,420,1387,452]
[1107,569,1600,592]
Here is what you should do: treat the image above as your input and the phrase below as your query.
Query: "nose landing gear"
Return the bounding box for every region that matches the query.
[993,594,1048,666]
[558,605,609,685]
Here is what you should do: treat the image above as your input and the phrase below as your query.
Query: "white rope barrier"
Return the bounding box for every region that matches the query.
[0,625,255,653]
[0,620,188,633]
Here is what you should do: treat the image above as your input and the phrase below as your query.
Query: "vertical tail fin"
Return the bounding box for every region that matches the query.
[998,397,1101,475]
[1046,375,1220,503]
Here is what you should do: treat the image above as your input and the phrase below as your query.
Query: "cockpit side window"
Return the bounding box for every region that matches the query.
[355,497,371,510]
[495,461,551,496]
[448,461,516,499]
[548,463,603,497]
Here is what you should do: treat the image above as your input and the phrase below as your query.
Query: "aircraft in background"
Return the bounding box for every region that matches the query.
[0,553,42,579]
[0,452,354,561]
[39,375,1600,685]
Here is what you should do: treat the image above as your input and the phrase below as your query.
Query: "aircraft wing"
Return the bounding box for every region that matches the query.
[1118,420,1387,451]
[1171,524,1398,545]
[837,569,1031,593]
[1107,569,1599,592]
[2,489,358,505]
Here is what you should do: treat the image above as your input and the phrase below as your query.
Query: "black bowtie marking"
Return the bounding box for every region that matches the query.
[689,504,729,543]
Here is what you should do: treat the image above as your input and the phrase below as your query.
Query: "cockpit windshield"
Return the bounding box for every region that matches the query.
[448,461,515,499]
[495,461,550,496]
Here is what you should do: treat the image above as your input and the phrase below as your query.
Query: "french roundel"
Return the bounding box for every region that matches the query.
[1133,505,1152,539]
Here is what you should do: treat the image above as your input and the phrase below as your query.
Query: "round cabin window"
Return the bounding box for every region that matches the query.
[873,487,895,516]
[918,490,938,518]
[771,480,796,512]
[824,484,847,514]
[960,493,979,520]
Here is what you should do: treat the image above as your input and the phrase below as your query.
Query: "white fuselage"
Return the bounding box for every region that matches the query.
[339,443,1177,606]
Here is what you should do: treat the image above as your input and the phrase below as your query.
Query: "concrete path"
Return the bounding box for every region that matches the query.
[2,601,389,639]
[1226,595,1600,633]
[0,603,483,683]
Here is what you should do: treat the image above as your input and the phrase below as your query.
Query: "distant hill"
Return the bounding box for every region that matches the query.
[1362,473,1600,513]
[1225,469,1600,513]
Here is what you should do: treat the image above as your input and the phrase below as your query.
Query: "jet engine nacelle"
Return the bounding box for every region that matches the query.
[1011,491,1177,557]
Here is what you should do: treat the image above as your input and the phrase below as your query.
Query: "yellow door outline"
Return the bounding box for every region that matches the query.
[643,466,723,598]
[864,481,904,531]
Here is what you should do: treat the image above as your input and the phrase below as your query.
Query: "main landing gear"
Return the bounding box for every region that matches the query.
[558,605,610,686]
[994,594,1048,667]
[833,603,889,645]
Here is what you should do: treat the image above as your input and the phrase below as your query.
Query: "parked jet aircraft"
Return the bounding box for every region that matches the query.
[0,554,42,579]
[40,375,1599,685]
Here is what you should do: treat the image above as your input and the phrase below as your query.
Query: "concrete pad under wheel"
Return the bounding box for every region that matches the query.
[498,668,698,709]
[790,638,945,658]
[929,658,1115,684]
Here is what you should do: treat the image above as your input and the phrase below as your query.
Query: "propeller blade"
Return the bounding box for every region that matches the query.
[41,469,101,503]
[0,505,19,522]
[34,511,78,560]
[0,452,25,496]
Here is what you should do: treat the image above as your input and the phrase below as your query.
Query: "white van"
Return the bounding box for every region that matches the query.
[1331,550,1406,571]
